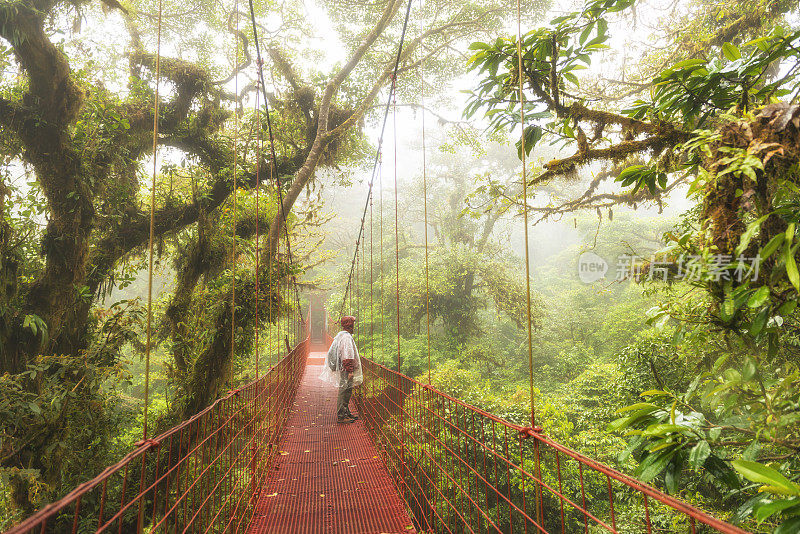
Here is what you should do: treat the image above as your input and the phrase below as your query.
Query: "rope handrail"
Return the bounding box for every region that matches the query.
[355,355,749,534]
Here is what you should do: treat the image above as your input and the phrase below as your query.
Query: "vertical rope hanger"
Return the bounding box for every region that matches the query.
[419,0,430,385]
[392,80,401,374]
[355,233,358,342]
[231,0,240,371]
[379,158,384,362]
[370,190,374,361]
[254,76,261,379]
[515,0,536,428]
[359,233,364,343]
[142,0,163,443]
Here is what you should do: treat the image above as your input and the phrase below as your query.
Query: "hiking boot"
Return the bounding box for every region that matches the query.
[345,411,359,420]
[338,415,355,423]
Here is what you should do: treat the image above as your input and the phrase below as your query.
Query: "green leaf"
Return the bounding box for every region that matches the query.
[705,455,739,488]
[713,40,738,61]
[778,299,797,316]
[747,287,770,308]
[736,215,769,255]
[721,297,735,321]
[516,125,543,159]
[616,165,646,184]
[785,249,799,291]
[640,389,671,397]
[643,423,686,436]
[637,449,678,482]
[731,460,800,496]
[742,357,757,381]
[669,58,707,70]
[563,71,579,85]
[579,22,594,46]
[755,498,800,523]
[689,441,711,471]
[760,233,785,260]
[774,516,800,534]
[664,459,680,493]
[617,402,659,414]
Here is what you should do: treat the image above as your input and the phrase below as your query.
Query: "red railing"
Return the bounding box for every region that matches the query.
[6,340,308,534]
[356,358,748,534]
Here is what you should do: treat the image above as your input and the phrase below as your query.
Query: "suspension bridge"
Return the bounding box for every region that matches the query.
[0,0,762,531]
[4,304,750,533]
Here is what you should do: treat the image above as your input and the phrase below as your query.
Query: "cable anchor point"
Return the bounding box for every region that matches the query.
[135,438,161,450]
[519,426,543,439]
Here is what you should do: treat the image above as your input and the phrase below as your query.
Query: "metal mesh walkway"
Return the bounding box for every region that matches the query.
[247,352,416,534]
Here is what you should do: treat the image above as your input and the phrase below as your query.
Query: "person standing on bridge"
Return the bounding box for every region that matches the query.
[319,316,363,423]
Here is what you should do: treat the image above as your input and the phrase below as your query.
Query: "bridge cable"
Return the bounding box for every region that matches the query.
[254,71,261,379]
[515,0,545,523]
[379,159,384,362]
[231,1,239,378]
[392,83,401,374]
[419,0,430,385]
[369,190,374,362]
[247,0,306,329]
[142,0,163,443]
[515,0,536,429]
[338,0,414,320]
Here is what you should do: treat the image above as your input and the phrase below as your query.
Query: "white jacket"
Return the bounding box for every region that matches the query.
[318,331,363,386]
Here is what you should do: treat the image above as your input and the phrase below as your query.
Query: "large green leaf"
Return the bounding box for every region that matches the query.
[688,440,710,471]
[755,498,800,523]
[731,460,800,496]
[775,516,800,534]
[636,448,678,482]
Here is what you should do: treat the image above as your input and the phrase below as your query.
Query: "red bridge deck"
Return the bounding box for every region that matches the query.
[248,352,416,534]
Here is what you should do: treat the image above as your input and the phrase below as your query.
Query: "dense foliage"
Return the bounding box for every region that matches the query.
[457,0,800,530]
[2,0,800,531]
[0,0,546,526]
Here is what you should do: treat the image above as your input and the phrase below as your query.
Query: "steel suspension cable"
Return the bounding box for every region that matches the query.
[231,3,239,371]
[359,232,364,343]
[392,87,401,374]
[338,0,414,320]
[516,0,536,429]
[254,75,261,379]
[142,0,163,442]
[247,0,305,327]
[379,160,384,364]
[370,190,374,361]
[268,148,274,368]
[419,0,430,385]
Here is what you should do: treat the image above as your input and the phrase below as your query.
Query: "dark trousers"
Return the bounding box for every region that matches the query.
[337,375,353,417]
